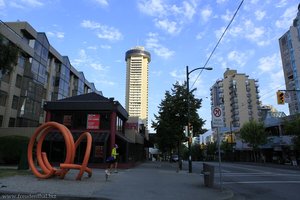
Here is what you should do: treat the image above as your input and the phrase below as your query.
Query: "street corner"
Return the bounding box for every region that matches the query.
[219,189,235,200]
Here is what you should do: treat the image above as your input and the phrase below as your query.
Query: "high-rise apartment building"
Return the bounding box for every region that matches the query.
[125,46,151,127]
[279,4,300,115]
[210,68,261,129]
[0,21,101,128]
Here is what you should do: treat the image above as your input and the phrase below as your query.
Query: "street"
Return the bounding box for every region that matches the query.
[191,161,300,200]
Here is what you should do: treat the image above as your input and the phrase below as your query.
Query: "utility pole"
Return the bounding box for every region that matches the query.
[186,65,212,173]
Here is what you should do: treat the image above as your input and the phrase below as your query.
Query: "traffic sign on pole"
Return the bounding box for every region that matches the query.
[212,106,224,127]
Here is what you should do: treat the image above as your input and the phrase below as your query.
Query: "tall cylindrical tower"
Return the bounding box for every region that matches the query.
[125,46,151,127]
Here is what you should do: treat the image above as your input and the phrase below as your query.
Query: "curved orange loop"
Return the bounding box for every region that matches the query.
[27,122,93,180]
[74,132,92,180]
[28,122,73,178]
[36,127,55,174]
[60,163,92,177]
[27,123,55,178]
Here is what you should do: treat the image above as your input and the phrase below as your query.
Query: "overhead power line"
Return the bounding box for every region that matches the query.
[191,0,244,89]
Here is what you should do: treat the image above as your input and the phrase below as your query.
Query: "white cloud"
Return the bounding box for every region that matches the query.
[145,33,175,59]
[270,70,285,87]
[258,53,281,73]
[214,26,226,39]
[93,0,109,7]
[81,20,123,41]
[196,32,204,40]
[9,2,25,9]
[275,6,297,28]
[228,26,243,37]
[155,19,180,35]
[138,0,198,35]
[151,70,162,76]
[182,1,196,20]
[216,0,228,4]
[87,46,98,50]
[229,19,268,46]
[227,50,250,67]
[201,7,212,22]
[21,0,43,7]
[250,0,259,4]
[81,20,102,29]
[245,26,265,41]
[170,69,184,80]
[9,0,43,8]
[47,31,64,39]
[100,44,111,49]
[221,10,233,22]
[96,26,122,41]
[137,0,165,17]
[90,63,105,71]
[275,0,288,8]
[72,49,106,72]
[254,10,266,21]
[215,15,274,47]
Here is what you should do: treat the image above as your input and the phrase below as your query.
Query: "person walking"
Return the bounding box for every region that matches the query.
[112,144,119,173]
[105,144,119,175]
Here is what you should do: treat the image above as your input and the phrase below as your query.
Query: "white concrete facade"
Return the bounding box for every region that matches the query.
[125,46,151,127]
[210,68,261,130]
[279,5,300,115]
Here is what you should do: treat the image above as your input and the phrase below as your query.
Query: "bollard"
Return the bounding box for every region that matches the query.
[202,163,215,187]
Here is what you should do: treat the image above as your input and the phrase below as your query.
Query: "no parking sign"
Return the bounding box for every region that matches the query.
[212,106,224,127]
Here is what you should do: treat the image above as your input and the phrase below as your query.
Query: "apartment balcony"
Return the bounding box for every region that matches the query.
[233,116,240,122]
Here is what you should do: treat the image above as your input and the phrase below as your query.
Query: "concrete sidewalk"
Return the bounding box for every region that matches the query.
[0,162,233,200]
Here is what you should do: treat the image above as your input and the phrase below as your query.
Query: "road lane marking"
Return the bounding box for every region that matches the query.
[221,173,300,177]
[220,164,269,173]
[223,180,300,184]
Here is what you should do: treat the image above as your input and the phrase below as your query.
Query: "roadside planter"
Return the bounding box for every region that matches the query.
[202,163,215,187]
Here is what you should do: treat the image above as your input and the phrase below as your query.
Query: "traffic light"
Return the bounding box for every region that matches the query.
[277,91,285,104]
[188,123,193,136]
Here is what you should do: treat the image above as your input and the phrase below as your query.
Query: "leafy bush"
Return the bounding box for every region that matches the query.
[0,135,29,164]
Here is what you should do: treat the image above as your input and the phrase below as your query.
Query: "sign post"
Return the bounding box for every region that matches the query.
[212,106,224,127]
[212,106,224,190]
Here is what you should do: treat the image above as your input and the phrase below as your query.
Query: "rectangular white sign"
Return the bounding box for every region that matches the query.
[212,106,224,127]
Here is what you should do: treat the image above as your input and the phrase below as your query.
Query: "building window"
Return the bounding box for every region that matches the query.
[0,90,8,106]
[15,74,22,88]
[1,72,10,83]
[11,95,19,110]
[18,55,26,69]
[8,118,15,127]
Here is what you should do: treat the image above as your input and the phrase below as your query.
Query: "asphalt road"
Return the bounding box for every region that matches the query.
[192,161,300,200]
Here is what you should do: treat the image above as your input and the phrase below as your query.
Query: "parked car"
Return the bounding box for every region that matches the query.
[171,155,179,162]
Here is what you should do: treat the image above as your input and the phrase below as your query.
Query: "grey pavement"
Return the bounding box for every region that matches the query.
[0,161,233,200]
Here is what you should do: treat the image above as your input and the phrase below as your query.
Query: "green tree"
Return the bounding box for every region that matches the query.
[240,120,267,162]
[206,142,217,161]
[221,141,234,161]
[284,114,300,151]
[152,81,206,158]
[0,34,19,75]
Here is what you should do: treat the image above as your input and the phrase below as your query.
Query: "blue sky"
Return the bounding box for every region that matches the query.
[0,0,297,132]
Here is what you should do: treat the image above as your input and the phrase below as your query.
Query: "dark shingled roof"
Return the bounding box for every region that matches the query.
[44,92,128,120]
[57,92,110,102]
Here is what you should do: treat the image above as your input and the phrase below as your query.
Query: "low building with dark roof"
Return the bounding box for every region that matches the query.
[43,92,143,165]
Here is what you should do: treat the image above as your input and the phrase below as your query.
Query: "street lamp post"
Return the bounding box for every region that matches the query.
[186,65,212,173]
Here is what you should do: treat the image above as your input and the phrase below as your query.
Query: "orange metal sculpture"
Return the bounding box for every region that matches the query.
[27,121,92,180]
